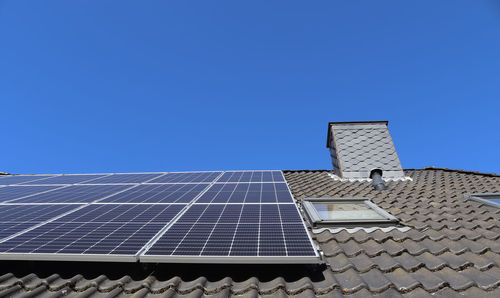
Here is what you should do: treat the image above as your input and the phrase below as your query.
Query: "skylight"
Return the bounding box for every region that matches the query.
[303,198,398,228]
[465,193,500,208]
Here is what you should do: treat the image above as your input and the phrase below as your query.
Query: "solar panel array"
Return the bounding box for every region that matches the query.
[0,171,318,263]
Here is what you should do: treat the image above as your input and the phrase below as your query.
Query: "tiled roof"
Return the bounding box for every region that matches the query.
[1,168,499,297]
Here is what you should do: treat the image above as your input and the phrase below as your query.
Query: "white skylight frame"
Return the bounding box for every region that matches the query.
[303,197,398,228]
[464,193,500,208]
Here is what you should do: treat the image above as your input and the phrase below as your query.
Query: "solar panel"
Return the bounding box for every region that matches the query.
[0,170,319,263]
[0,204,185,260]
[20,174,107,185]
[51,204,185,224]
[0,186,63,203]
[147,172,222,183]
[142,203,316,260]
[98,184,210,204]
[0,175,55,185]
[82,173,164,184]
[11,185,132,203]
[216,171,285,183]
[195,182,293,203]
[0,204,83,240]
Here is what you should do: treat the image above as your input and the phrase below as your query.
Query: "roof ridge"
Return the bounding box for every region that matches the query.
[405,167,500,177]
[283,168,499,177]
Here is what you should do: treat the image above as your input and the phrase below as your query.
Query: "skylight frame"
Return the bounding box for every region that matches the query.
[464,193,500,208]
[303,197,398,228]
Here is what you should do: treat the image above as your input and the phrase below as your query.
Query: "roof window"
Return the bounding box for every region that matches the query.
[303,198,398,228]
[465,193,500,208]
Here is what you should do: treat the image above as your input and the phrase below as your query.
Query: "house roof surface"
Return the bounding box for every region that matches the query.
[0,167,499,297]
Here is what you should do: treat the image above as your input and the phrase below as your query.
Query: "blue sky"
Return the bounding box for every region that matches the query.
[0,1,499,174]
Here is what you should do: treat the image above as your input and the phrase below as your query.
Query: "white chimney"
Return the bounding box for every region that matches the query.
[326,121,404,179]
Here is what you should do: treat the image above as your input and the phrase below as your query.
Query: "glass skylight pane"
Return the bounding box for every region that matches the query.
[312,202,385,220]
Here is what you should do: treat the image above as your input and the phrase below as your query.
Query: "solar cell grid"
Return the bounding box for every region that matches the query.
[0,186,63,203]
[21,175,107,185]
[0,222,165,255]
[11,185,132,203]
[0,204,185,256]
[195,182,293,203]
[145,203,315,257]
[0,223,35,241]
[0,175,55,186]
[52,204,185,224]
[83,173,164,184]
[147,172,221,183]
[0,204,82,241]
[99,183,209,203]
[200,224,236,256]
[176,204,301,224]
[217,205,242,223]
[0,204,81,223]
[216,171,285,183]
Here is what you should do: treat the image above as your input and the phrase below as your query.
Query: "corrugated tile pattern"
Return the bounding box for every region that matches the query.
[1,168,499,297]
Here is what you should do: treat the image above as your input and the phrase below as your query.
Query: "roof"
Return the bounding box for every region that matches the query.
[1,167,499,297]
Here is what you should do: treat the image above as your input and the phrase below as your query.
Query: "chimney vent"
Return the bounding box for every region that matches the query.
[327,121,404,179]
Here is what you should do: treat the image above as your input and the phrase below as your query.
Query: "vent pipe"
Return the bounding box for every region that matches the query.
[370,169,387,190]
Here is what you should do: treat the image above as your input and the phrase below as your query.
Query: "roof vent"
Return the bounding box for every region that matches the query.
[326,121,404,179]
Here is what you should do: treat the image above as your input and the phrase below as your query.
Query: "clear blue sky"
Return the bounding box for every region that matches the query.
[1,1,499,174]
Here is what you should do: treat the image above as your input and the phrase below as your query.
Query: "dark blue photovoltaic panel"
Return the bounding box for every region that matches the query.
[99,184,209,203]
[0,170,317,262]
[216,171,285,183]
[11,185,132,203]
[21,175,107,185]
[196,183,293,203]
[0,186,63,203]
[147,172,222,183]
[201,224,237,256]
[145,203,315,257]
[0,204,83,240]
[52,204,185,224]
[174,224,215,255]
[0,204,185,255]
[0,223,36,240]
[217,205,242,223]
[0,175,55,185]
[282,224,318,256]
[83,173,164,184]
[258,224,286,256]
[0,222,165,255]
[230,224,259,256]
[0,204,82,222]
[177,204,302,224]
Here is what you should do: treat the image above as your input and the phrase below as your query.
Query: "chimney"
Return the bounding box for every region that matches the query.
[326,121,404,179]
